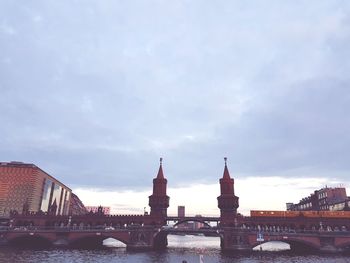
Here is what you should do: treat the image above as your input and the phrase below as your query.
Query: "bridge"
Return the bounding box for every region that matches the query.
[1,158,350,253]
[166,216,220,227]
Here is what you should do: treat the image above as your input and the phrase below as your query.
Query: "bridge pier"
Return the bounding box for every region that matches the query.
[319,236,344,253]
[153,231,168,250]
[126,227,159,251]
[220,228,252,252]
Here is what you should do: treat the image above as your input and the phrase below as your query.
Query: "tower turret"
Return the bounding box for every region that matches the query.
[217,158,239,219]
[149,158,170,218]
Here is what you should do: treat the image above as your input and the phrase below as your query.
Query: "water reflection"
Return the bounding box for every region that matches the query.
[0,235,348,263]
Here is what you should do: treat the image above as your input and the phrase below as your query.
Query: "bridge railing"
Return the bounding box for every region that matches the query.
[0,225,157,232]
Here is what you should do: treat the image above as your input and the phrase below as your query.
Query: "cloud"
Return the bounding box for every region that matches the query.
[0,1,349,190]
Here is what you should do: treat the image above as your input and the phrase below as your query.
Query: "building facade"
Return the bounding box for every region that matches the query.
[0,161,72,217]
[70,193,88,215]
[85,206,110,215]
[287,186,348,211]
[329,199,350,211]
[178,206,185,218]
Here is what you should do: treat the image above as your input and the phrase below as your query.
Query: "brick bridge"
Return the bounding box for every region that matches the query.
[1,158,350,252]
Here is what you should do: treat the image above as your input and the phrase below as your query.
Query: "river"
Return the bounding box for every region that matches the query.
[0,235,349,263]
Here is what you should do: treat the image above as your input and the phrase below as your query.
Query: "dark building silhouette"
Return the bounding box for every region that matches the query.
[217,157,239,219]
[148,158,169,218]
[178,206,185,218]
[287,186,349,211]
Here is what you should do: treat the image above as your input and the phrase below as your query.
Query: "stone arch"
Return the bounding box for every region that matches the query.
[69,233,129,248]
[337,240,350,250]
[69,235,105,248]
[287,239,319,252]
[173,219,211,228]
[251,237,319,252]
[8,234,53,248]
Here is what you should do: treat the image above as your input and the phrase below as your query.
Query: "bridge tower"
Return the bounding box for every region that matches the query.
[217,158,251,252]
[149,158,169,219]
[217,157,239,221]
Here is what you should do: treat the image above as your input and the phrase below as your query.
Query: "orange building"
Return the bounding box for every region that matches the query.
[0,161,72,217]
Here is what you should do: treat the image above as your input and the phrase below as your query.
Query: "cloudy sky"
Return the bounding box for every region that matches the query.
[1,1,350,215]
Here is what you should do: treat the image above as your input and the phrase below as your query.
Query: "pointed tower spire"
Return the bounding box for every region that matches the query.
[223,157,231,179]
[217,157,239,222]
[149,158,170,220]
[156,157,164,179]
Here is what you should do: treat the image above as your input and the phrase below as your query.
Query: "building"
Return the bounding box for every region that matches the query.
[217,157,239,218]
[287,186,349,211]
[329,198,350,211]
[85,206,111,215]
[0,161,72,216]
[69,193,88,215]
[178,206,185,218]
[193,215,205,230]
[148,158,169,218]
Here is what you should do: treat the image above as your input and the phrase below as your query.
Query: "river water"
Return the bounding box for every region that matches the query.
[0,235,349,263]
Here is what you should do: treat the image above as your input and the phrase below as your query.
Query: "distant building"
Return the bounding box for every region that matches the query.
[85,206,111,215]
[329,199,350,211]
[0,161,72,216]
[286,203,294,210]
[287,186,349,211]
[193,214,204,230]
[69,193,88,215]
[178,206,185,218]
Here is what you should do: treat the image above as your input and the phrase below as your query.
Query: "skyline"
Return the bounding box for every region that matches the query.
[74,158,349,216]
[1,0,350,215]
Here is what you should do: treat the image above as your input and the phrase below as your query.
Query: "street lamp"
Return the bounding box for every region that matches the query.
[68,216,72,228]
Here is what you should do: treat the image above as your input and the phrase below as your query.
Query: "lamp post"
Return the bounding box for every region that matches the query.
[68,216,72,229]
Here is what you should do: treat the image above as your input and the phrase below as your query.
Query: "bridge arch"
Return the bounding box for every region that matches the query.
[336,239,350,251]
[252,240,289,251]
[69,233,129,248]
[153,229,222,250]
[251,237,319,252]
[173,219,211,228]
[8,234,53,248]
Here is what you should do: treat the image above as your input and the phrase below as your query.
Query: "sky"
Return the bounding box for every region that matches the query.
[1,1,350,215]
